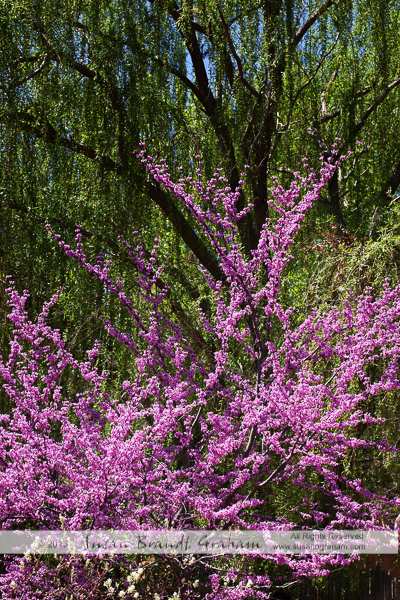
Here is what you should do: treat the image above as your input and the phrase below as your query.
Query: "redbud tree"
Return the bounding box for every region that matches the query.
[0,146,399,599]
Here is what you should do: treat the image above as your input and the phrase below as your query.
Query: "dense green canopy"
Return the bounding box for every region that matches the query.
[2,0,400,267]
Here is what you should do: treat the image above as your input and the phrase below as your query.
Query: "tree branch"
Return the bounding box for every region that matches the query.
[146,182,224,280]
[33,25,132,164]
[217,8,260,98]
[69,61,130,162]
[72,35,208,111]
[8,197,214,355]
[11,55,41,64]
[319,107,341,124]
[317,75,400,127]
[354,76,400,135]
[369,154,400,238]
[221,434,306,527]
[13,111,123,172]
[321,62,340,115]
[0,54,49,91]
[279,33,340,136]
[292,0,335,48]
[384,156,400,203]
[306,125,346,227]
[146,1,207,35]
[8,111,224,281]
[152,55,207,105]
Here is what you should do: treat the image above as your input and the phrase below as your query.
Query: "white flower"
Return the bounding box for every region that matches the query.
[246,579,253,587]
[129,569,143,582]
[134,593,139,599]
[119,592,126,598]
[193,580,199,588]
[154,595,161,600]
[10,581,16,589]
[127,584,136,593]
[104,578,113,589]
[19,561,25,570]
[107,588,115,595]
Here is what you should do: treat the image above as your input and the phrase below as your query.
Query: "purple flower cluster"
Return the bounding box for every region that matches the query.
[0,146,399,598]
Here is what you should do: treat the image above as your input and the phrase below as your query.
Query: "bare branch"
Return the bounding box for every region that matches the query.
[221,434,307,530]
[191,406,203,430]
[242,434,307,507]
[243,425,258,458]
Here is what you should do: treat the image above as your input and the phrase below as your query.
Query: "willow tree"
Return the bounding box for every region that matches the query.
[1,0,400,362]
[1,3,400,595]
